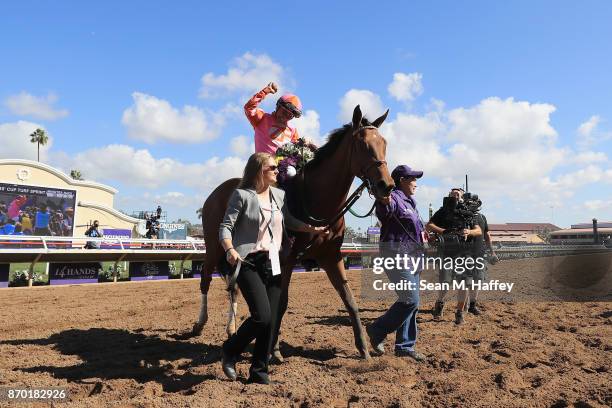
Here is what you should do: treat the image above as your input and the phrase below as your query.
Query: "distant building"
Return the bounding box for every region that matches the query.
[549,221,612,245]
[0,159,141,237]
[488,223,560,245]
[367,226,380,243]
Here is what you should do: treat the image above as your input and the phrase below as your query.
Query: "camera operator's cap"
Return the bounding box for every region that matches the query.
[391,165,423,180]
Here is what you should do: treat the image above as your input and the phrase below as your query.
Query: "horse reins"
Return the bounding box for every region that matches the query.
[295,125,387,260]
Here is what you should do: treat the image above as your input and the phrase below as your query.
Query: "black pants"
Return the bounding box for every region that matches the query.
[223,251,281,381]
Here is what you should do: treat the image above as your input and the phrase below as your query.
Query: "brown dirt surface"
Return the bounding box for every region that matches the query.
[0,257,611,408]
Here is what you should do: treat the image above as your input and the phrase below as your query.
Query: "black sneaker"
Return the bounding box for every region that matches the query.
[454,310,464,325]
[366,324,385,356]
[468,302,482,316]
[432,301,444,320]
[395,349,426,362]
[221,348,237,381]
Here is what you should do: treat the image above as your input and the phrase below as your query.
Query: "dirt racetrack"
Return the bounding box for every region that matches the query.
[0,257,610,407]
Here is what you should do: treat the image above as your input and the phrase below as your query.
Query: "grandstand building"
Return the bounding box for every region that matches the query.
[488,223,560,245]
[0,159,142,237]
[549,221,612,245]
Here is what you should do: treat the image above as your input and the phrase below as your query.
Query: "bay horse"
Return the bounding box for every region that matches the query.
[193,105,394,359]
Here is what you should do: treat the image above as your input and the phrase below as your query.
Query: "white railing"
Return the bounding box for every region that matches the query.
[0,235,206,251]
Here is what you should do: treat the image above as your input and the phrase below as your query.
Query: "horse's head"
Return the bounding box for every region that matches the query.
[349,105,395,200]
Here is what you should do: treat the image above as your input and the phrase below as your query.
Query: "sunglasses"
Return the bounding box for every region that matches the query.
[277,101,302,118]
[264,165,278,172]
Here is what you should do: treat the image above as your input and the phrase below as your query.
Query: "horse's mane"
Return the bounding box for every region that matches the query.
[306,117,373,169]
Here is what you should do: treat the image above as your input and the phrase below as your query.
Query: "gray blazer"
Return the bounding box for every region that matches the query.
[219,186,307,258]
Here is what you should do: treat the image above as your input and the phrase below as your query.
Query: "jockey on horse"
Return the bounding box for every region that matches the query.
[246,81,303,155]
[246,82,316,181]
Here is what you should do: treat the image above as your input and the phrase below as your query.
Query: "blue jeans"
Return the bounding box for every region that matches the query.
[370,260,420,352]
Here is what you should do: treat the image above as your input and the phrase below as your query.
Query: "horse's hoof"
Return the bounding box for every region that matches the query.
[192,322,204,336]
[270,350,284,364]
[359,350,372,360]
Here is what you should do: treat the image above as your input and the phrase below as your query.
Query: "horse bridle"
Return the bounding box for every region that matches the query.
[299,124,387,225]
[295,124,388,259]
[352,125,388,195]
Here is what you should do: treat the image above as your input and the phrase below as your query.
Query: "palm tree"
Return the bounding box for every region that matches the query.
[196,207,203,219]
[70,170,83,180]
[29,128,49,162]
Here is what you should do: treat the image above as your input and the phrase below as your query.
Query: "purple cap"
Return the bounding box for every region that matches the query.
[391,165,423,180]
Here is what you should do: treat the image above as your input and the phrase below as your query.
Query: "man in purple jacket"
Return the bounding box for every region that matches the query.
[366,165,426,362]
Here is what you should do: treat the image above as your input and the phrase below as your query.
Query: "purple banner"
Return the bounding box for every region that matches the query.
[49,262,101,285]
[0,264,8,288]
[102,229,132,239]
[100,229,132,249]
[129,261,169,280]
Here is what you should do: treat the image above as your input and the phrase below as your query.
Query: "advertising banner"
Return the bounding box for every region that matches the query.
[0,264,8,288]
[129,261,169,281]
[101,228,132,249]
[102,228,132,239]
[158,223,187,240]
[49,262,101,285]
[0,183,77,236]
[191,260,203,278]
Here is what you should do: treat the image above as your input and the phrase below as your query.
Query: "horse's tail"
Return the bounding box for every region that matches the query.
[199,177,241,294]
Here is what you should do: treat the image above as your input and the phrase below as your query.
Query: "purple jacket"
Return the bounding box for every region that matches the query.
[375,189,424,254]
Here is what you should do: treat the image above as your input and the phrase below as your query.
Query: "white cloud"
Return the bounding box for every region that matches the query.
[571,151,608,165]
[4,92,69,120]
[366,94,572,211]
[578,115,600,138]
[388,72,423,102]
[583,199,612,212]
[0,121,52,161]
[229,135,254,157]
[293,109,322,145]
[542,165,609,191]
[199,52,290,98]
[380,111,447,174]
[338,89,385,123]
[121,92,223,144]
[52,144,245,191]
[577,115,611,148]
[446,97,557,150]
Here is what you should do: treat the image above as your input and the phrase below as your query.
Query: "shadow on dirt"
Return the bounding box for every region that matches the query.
[1,328,220,392]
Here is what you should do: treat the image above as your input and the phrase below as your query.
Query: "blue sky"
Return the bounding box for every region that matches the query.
[1,1,611,229]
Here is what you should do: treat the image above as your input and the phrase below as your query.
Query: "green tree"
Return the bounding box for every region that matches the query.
[29,128,49,162]
[70,170,83,180]
[344,226,359,241]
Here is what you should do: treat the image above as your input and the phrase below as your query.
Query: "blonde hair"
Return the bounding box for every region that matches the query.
[238,152,274,191]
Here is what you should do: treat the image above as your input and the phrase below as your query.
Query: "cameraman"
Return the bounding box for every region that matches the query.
[469,207,497,316]
[84,220,103,249]
[426,188,481,324]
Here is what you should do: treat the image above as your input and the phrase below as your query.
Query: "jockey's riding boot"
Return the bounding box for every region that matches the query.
[432,301,444,320]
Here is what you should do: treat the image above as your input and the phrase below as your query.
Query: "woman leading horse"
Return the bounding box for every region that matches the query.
[194,105,394,360]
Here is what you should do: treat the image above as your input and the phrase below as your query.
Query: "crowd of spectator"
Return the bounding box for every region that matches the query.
[0,196,74,236]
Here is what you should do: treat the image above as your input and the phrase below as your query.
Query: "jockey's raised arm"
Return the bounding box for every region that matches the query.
[244,82,302,155]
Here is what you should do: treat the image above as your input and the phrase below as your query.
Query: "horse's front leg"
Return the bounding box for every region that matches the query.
[318,258,371,359]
